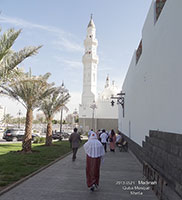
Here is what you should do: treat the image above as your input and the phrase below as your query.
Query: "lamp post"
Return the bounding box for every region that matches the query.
[59,81,69,133]
[90,100,97,131]
[60,107,63,133]
[111,91,125,117]
[17,110,22,129]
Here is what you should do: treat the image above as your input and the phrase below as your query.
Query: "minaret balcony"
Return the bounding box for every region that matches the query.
[84,38,98,46]
[82,54,99,63]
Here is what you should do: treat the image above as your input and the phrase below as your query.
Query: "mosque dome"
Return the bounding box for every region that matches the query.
[99,75,119,101]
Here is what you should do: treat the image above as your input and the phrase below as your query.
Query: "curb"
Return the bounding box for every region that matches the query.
[0,150,73,196]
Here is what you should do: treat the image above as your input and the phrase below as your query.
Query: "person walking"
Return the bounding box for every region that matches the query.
[109,129,116,152]
[88,129,94,138]
[69,128,82,161]
[116,131,122,146]
[96,129,101,139]
[99,129,108,152]
[84,132,105,191]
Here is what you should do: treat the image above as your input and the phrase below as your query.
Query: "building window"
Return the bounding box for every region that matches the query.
[136,40,142,65]
[155,0,167,22]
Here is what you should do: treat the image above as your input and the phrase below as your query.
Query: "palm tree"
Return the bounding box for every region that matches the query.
[0,27,41,83]
[2,113,13,126]
[39,87,70,146]
[0,72,55,152]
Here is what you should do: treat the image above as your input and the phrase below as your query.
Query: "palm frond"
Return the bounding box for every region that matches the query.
[39,86,70,120]
[0,27,42,84]
[0,72,54,110]
[0,28,21,61]
[1,46,42,71]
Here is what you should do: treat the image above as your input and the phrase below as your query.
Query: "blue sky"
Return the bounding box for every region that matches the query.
[0,0,152,118]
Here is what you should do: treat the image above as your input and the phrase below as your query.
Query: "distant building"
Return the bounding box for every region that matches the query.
[79,16,118,132]
[119,0,182,145]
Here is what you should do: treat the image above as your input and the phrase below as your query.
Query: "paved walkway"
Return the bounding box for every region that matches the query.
[0,146,158,200]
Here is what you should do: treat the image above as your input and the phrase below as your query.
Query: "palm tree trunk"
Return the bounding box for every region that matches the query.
[46,119,52,146]
[22,108,33,152]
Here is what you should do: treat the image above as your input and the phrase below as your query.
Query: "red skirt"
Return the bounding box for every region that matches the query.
[86,155,101,187]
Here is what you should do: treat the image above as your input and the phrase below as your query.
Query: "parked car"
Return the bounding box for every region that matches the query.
[3,129,39,142]
[52,132,62,140]
[61,132,70,139]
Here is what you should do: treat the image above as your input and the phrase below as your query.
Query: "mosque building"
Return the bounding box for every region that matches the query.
[118,1,182,199]
[119,0,182,145]
[79,15,118,132]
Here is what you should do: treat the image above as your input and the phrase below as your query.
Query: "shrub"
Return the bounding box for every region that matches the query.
[39,137,46,143]
[33,137,46,144]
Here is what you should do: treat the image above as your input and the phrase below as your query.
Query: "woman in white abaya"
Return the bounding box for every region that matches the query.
[84,131,105,191]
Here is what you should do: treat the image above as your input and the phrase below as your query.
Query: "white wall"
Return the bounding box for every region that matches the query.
[95,100,118,119]
[119,0,182,145]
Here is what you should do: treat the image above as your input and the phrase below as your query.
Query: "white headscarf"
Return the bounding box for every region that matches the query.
[88,130,94,138]
[84,132,105,158]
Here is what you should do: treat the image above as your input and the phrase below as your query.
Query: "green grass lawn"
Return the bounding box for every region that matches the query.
[0,141,73,189]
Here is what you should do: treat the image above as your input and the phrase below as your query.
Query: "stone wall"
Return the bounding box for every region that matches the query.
[79,118,118,132]
[121,130,182,200]
[96,118,118,132]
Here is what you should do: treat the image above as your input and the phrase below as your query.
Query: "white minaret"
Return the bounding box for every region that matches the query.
[82,14,99,106]
[79,15,118,132]
[79,15,99,122]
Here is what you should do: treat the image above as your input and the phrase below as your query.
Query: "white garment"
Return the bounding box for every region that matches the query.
[116,135,121,142]
[88,130,94,138]
[84,132,105,158]
[100,132,108,143]
[108,131,111,136]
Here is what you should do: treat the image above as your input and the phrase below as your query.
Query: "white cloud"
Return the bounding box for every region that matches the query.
[98,66,112,71]
[54,56,82,69]
[54,37,83,52]
[0,15,83,53]
[63,60,82,69]
[0,15,65,35]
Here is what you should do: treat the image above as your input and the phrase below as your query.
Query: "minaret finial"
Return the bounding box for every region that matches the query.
[105,74,110,88]
[88,14,95,28]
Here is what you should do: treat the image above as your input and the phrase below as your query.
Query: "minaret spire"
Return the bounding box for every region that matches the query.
[88,14,95,28]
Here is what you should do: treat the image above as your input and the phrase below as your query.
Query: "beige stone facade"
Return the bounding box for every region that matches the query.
[79,118,118,133]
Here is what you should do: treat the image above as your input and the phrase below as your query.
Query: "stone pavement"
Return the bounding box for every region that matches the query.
[0,146,158,200]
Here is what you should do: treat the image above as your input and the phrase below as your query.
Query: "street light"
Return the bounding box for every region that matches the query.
[111,91,125,117]
[17,110,22,129]
[90,100,97,131]
[59,82,69,133]
[60,107,64,133]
